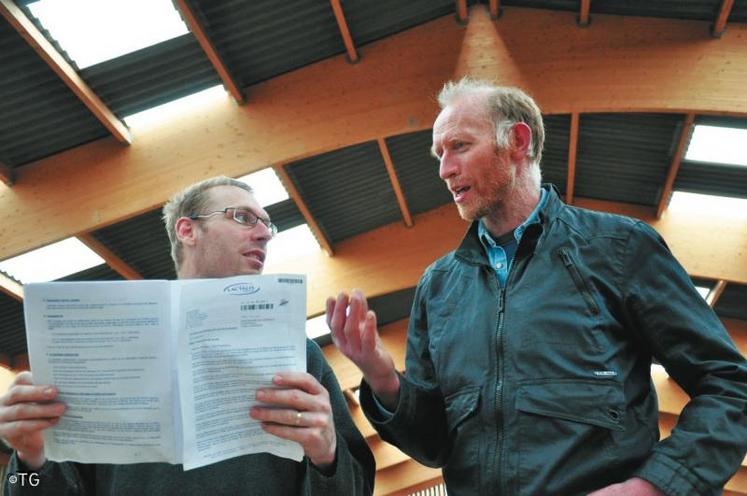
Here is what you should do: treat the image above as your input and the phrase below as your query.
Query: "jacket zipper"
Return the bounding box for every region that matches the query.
[559,248,600,315]
[495,284,506,496]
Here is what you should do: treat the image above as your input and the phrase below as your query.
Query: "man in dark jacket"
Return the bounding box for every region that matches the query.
[327,79,747,495]
[0,176,375,495]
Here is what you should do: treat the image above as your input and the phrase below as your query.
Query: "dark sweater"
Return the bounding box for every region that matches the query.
[5,340,375,495]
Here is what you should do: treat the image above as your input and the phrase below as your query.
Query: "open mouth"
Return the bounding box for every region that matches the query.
[452,185,471,203]
[243,250,266,265]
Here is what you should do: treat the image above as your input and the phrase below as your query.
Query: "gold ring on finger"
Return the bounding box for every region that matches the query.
[295,411,303,426]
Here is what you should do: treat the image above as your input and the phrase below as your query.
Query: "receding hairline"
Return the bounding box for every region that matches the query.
[430,93,496,158]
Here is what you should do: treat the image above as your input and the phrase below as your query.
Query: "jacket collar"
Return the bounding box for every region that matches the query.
[455,184,564,265]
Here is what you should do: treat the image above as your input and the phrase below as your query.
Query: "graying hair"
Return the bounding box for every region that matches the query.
[162,176,253,271]
[437,78,544,187]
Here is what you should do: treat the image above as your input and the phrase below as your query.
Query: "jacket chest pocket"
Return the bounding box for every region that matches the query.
[514,380,624,496]
[557,247,600,316]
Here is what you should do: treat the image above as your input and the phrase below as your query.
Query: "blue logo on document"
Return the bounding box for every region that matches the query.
[223,283,260,296]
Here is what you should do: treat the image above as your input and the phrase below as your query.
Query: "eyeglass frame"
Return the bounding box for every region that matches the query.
[188,207,278,236]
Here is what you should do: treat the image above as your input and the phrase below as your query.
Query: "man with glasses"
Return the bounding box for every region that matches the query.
[327,79,747,495]
[1,176,375,495]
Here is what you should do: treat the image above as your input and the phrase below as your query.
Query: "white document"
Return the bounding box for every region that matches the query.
[177,276,305,469]
[23,274,307,470]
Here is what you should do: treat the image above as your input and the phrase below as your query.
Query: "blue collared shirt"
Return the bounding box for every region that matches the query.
[478,188,547,287]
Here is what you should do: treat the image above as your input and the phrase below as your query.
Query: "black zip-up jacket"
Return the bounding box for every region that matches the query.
[361,186,747,496]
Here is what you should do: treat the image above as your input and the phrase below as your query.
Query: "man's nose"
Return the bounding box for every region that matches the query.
[251,221,273,241]
[439,153,456,180]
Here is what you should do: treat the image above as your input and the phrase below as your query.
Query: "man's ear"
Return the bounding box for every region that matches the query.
[509,122,532,160]
[175,217,198,247]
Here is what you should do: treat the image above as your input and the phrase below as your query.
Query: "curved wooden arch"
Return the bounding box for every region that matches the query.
[3,6,747,260]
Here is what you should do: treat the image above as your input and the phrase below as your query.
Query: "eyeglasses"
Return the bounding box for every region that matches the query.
[189,207,278,236]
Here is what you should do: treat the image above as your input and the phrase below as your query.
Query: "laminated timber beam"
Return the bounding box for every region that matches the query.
[4,7,747,260]
[0,160,14,187]
[0,272,23,301]
[656,114,695,218]
[77,234,143,280]
[174,0,245,104]
[565,113,579,204]
[0,0,131,144]
[329,0,359,63]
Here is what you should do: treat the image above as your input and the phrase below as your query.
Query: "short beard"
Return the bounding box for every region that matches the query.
[457,162,516,222]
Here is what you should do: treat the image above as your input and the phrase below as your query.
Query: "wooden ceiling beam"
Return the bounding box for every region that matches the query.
[456,0,468,24]
[578,0,591,27]
[0,0,131,144]
[77,234,143,280]
[0,161,15,187]
[565,112,579,205]
[713,0,735,37]
[489,0,501,19]
[273,164,335,256]
[4,10,747,260]
[656,113,695,219]
[378,138,413,227]
[706,279,728,308]
[0,272,23,301]
[174,0,245,104]
[329,0,359,63]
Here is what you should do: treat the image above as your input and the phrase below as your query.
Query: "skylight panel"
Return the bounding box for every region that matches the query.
[694,286,710,300]
[122,85,226,127]
[306,314,330,340]
[264,225,322,269]
[28,0,189,69]
[238,168,290,207]
[685,125,747,167]
[669,191,747,218]
[0,238,104,284]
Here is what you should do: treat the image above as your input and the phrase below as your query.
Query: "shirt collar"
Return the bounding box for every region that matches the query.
[478,187,548,248]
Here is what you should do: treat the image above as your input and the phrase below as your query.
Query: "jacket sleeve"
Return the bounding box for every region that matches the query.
[622,221,747,496]
[359,276,452,468]
[5,453,93,495]
[303,345,375,495]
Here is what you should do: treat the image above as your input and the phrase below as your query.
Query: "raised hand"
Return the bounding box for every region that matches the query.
[326,289,400,408]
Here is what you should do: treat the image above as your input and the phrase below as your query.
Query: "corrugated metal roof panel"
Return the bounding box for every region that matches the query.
[91,210,176,280]
[714,283,747,321]
[368,287,416,326]
[501,0,747,23]
[345,0,456,46]
[541,114,570,195]
[191,0,345,88]
[500,1,577,13]
[80,34,221,117]
[385,130,450,216]
[0,293,25,357]
[285,141,402,244]
[0,20,109,167]
[574,113,683,206]
[674,162,747,199]
[731,0,747,22]
[589,0,723,22]
[265,199,304,232]
[56,264,123,282]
